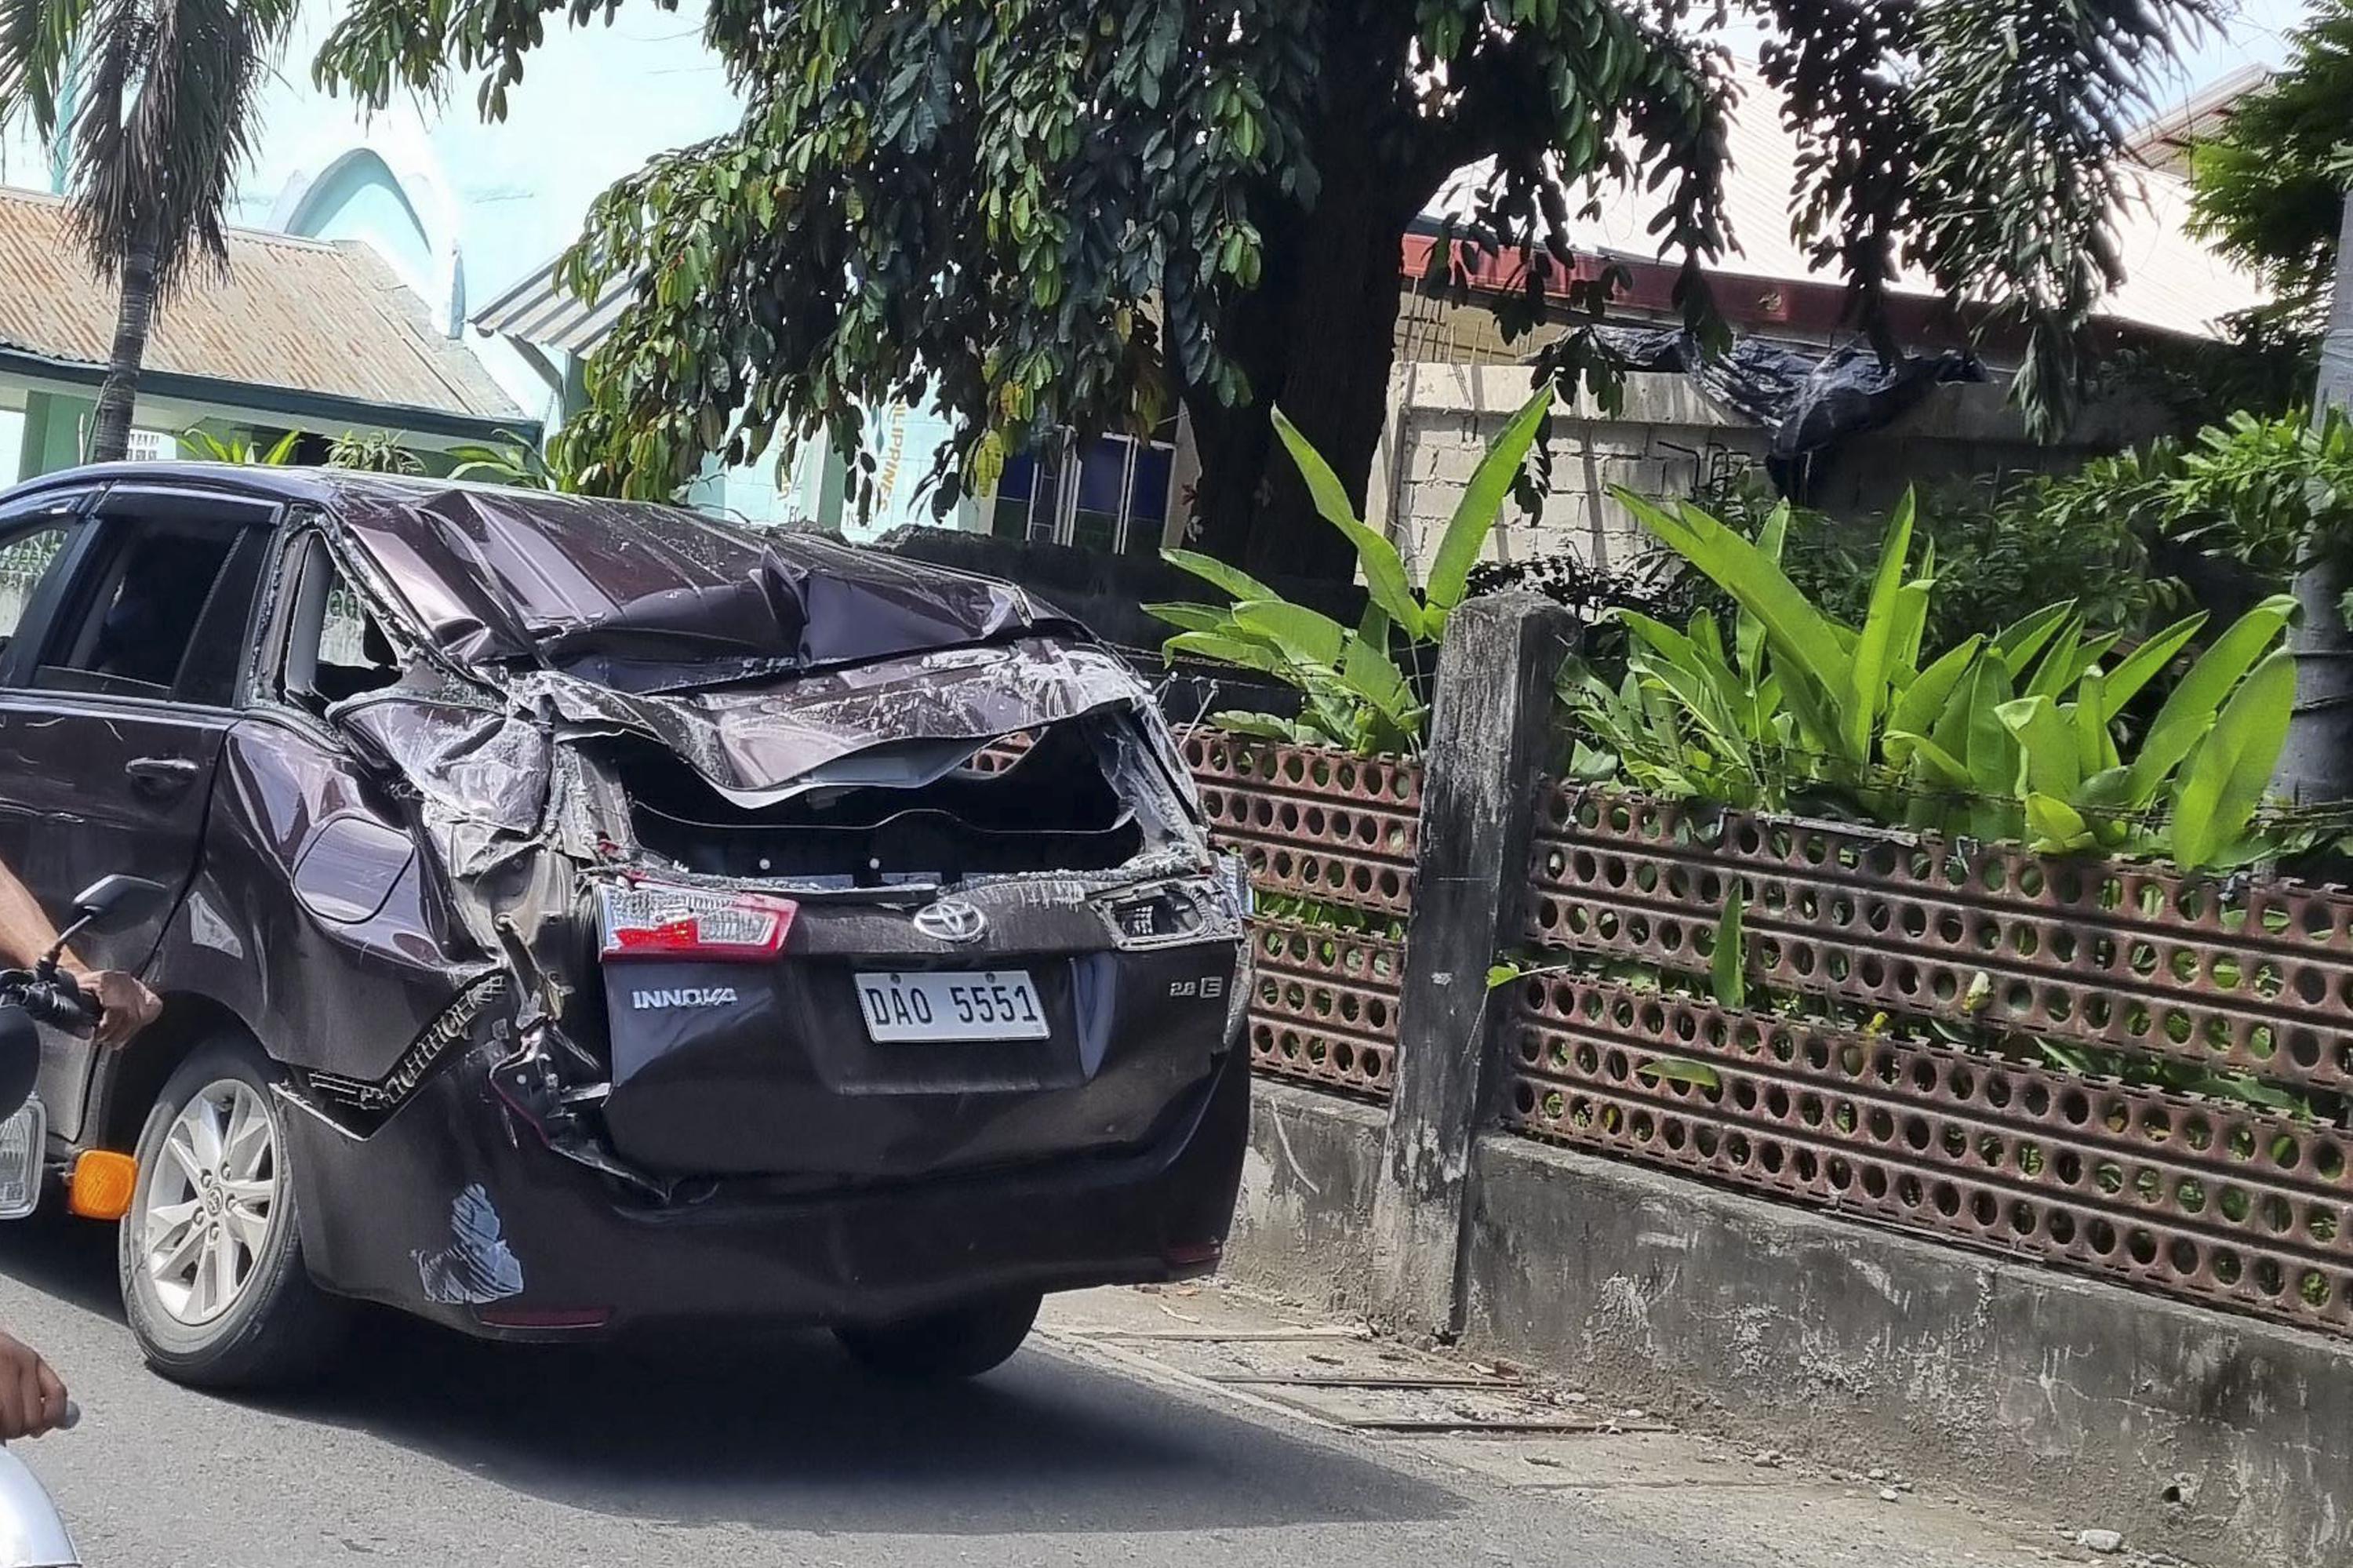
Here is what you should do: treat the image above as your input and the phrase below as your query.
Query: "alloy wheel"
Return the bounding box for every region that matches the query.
[140,1080,281,1326]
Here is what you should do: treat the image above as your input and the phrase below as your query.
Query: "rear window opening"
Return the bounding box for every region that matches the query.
[611,721,1146,885]
[281,535,402,715]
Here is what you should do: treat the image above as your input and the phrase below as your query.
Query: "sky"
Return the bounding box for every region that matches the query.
[2173,0,2313,94]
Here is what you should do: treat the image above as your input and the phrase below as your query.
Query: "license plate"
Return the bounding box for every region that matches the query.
[856,970,1049,1042]
[0,1097,45,1221]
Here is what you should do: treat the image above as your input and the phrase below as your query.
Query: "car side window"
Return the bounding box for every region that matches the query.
[0,522,76,668]
[34,517,255,702]
[279,535,402,715]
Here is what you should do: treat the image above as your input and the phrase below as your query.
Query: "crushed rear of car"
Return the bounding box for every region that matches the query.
[8,469,1249,1387]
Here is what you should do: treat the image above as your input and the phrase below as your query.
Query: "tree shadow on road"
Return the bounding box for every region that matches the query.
[0,1217,1463,1537]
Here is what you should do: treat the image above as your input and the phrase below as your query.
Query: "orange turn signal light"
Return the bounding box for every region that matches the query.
[67,1151,136,1221]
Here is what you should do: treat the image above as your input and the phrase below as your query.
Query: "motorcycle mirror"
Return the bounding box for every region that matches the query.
[65,875,169,937]
[0,1007,38,1121]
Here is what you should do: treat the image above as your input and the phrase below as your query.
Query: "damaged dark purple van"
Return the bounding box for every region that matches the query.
[0,467,1249,1387]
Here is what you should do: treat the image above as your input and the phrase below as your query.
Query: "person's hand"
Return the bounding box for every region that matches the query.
[78,970,160,1049]
[0,1332,66,1440]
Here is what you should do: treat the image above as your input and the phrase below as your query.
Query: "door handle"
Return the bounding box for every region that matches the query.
[125,756,198,793]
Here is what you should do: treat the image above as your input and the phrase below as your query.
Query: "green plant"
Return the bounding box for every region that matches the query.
[325,431,423,475]
[180,427,300,465]
[1146,386,1548,755]
[447,435,562,489]
[1689,463,2179,649]
[2154,409,2353,625]
[2188,0,2353,337]
[1573,490,2300,871]
[318,0,2207,576]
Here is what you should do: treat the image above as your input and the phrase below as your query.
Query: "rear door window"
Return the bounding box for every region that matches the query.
[278,533,402,715]
[35,511,270,704]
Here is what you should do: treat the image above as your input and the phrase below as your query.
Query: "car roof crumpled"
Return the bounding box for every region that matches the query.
[320,477,1080,691]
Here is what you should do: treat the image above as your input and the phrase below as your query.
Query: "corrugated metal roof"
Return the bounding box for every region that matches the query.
[1428,60,2267,341]
[471,260,635,356]
[0,187,522,423]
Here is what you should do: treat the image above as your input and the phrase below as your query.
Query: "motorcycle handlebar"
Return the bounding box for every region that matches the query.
[0,972,94,1036]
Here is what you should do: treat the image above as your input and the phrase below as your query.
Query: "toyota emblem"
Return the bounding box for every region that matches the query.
[913,897,988,944]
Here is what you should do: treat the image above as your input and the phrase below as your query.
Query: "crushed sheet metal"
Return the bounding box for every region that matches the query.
[317,475,1078,682]
[413,1184,524,1305]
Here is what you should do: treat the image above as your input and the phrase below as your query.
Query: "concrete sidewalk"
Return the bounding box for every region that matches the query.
[1042,1282,2181,1568]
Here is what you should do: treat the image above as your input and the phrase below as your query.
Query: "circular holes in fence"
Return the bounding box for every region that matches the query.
[1903,1116,1932,1151]
[1861,1166,1889,1201]
[2213,1250,2244,1286]
[1932,1182,1962,1218]
[2060,1090,2092,1127]
[2023,1083,2052,1118]
[2255,1259,2287,1298]
[2127,1230,2158,1267]
[1867,1108,1897,1144]
[2048,1211,2078,1246]
[2009,1202,2039,1237]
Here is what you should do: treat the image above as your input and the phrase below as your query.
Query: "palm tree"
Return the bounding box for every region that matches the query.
[0,0,300,463]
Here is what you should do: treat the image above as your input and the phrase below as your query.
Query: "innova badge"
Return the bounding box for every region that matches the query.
[913,897,987,944]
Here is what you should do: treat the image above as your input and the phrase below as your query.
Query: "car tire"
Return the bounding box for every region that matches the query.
[834,1291,1043,1380]
[118,1037,348,1390]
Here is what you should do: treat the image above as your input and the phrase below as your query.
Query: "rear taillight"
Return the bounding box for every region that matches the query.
[598,882,797,960]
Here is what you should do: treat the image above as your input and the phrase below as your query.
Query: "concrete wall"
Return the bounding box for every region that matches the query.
[1368,362,2161,577]
[1227,1082,1385,1318]
[1224,1078,2353,1568]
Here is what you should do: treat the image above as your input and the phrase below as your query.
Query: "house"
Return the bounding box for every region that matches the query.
[2126,62,2271,176]
[0,187,525,484]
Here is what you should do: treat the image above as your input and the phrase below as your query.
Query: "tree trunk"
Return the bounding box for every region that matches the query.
[2274,197,2353,804]
[1180,69,1428,584]
[87,238,160,465]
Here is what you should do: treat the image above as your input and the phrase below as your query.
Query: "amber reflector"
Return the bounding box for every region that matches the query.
[67,1151,136,1221]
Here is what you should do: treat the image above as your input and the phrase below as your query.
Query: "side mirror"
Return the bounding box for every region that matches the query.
[67,875,170,938]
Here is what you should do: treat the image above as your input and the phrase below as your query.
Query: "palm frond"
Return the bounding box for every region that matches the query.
[60,0,295,289]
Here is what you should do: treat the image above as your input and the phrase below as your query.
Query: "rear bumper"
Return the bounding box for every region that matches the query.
[280,1040,1249,1340]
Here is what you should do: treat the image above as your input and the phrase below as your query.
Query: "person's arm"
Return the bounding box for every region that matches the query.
[0,860,158,1049]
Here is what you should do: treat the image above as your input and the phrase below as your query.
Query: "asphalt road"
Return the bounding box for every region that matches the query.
[0,1215,2049,1568]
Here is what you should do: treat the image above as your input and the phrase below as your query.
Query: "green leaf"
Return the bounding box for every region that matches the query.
[1210,711,1313,743]
[1231,598,1347,669]
[2099,612,2209,720]
[1486,962,1525,991]
[1616,489,1850,714]
[1843,489,1916,759]
[2024,792,2097,853]
[2169,647,2295,869]
[1998,694,2082,800]
[1424,385,1551,623]
[1886,729,1972,788]
[1270,407,1424,636]
[2126,595,2297,807]
[1162,548,1279,605]
[1163,631,1294,681]
[1734,506,1787,679]
[1636,1057,1722,1091]
[1711,890,1746,1011]
[1144,602,1234,635]
[1887,637,1985,741]
[1991,602,2076,679]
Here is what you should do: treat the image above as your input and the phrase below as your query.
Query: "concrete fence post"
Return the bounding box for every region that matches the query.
[1369,591,1576,1335]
